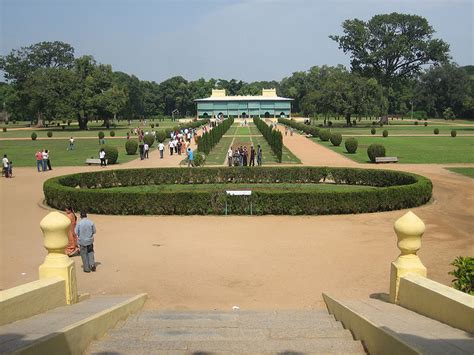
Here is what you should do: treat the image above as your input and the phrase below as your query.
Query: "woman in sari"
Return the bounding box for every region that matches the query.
[65,207,80,257]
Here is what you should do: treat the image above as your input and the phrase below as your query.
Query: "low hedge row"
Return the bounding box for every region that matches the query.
[278,118,320,137]
[197,117,233,154]
[44,167,432,215]
[254,117,283,162]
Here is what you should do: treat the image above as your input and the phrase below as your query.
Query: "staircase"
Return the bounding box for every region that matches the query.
[86,310,365,354]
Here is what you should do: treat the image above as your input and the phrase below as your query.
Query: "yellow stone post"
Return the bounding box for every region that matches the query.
[39,211,78,304]
[389,211,427,303]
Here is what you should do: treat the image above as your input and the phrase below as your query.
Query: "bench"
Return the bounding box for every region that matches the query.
[85,158,107,165]
[375,156,398,163]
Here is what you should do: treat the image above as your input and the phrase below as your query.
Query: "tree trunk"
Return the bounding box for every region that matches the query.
[345,113,351,126]
[78,113,89,130]
[35,112,44,128]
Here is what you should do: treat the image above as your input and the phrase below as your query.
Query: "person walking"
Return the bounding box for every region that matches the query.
[249,146,255,166]
[187,148,194,167]
[257,144,262,166]
[139,142,145,160]
[35,150,43,172]
[158,142,164,159]
[99,148,106,167]
[144,142,149,159]
[46,150,52,170]
[2,154,10,178]
[227,147,233,167]
[68,137,75,151]
[75,212,97,273]
[243,147,248,166]
[65,207,79,257]
[169,140,174,156]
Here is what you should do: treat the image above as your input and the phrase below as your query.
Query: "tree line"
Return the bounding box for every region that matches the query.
[0,13,472,130]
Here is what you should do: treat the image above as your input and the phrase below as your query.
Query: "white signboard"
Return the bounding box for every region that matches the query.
[226,190,252,196]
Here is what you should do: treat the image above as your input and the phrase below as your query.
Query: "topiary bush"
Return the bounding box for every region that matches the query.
[31,132,38,140]
[110,130,115,137]
[345,138,358,153]
[424,122,428,126]
[382,129,388,137]
[367,144,386,163]
[125,140,138,155]
[319,129,331,142]
[47,131,53,138]
[330,132,342,146]
[103,145,118,164]
[150,123,155,128]
[98,131,105,140]
[143,134,155,147]
[451,130,457,137]
[414,121,419,125]
[156,130,167,143]
[434,128,440,135]
[2,127,6,132]
[371,128,376,135]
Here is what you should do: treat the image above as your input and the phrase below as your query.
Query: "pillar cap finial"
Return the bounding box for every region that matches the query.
[394,211,425,236]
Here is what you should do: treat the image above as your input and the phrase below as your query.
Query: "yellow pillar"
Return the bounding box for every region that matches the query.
[39,211,78,305]
[389,211,427,303]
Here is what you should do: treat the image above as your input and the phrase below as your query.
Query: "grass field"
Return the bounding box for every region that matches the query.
[0,138,139,167]
[104,183,377,193]
[311,136,474,164]
[446,167,474,178]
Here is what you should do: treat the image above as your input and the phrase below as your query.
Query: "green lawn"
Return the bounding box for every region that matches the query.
[306,124,474,136]
[0,138,138,167]
[311,136,474,164]
[104,183,377,193]
[446,167,474,178]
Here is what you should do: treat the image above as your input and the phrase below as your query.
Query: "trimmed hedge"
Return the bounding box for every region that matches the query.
[278,118,320,137]
[197,117,233,154]
[125,140,138,155]
[103,146,118,164]
[44,167,432,216]
[367,144,386,163]
[319,129,331,142]
[345,138,358,153]
[254,117,283,162]
[330,132,342,146]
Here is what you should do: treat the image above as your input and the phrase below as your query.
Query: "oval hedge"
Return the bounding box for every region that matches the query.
[43,167,432,216]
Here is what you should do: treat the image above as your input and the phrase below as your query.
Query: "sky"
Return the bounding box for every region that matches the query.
[1,0,472,83]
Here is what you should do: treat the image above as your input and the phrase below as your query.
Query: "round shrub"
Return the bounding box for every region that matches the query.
[150,123,155,128]
[12,120,16,124]
[434,128,440,135]
[330,132,342,146]
[371,128,376,135]
[382,130,388,137]
[345,137,358,154]
[328,121,333,127]
[31,132,37,140]
[319,129,331,142]
[367,144,386,163]
[414,121,418,125]
[451,130,457,137]
[424,122,428,126]
[47,131,53,138]
[156,130,167,143]
[193,151,206,167]
[103,145,118,164]
[2,127,6,132]
[143,134,155,147]
[125,140,138,155]
[110,130,115,137]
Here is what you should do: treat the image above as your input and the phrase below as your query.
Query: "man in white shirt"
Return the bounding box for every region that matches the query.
[2,154,10,178]
[144,143,149,159]
[227,147,233,167]
[99,149,106,167]
[158,142,165,159]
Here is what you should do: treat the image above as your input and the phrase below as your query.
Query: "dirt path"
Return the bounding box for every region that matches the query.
[0,129,473,311]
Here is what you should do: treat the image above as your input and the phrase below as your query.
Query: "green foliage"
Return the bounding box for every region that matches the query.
[424,122,428,126]
[434,128,440,135]
[110,130,115,137]
[319,129,331,141]
[443,107,456,120]
[181,150,206,167]
[253,117,282,162]
[143,134,155,147]
[103,145,118,164]
[125,140,138,155]
[156,130,166,143]
[371,128,376,135]
[43,167,432,215]
[448,256,473,295]
[413,111,427,120]
[150,123,154,128]
[414,121,419,125]
[31,132,37,140]
[382,129,388,137]
[2,127,6,132]
[98,131,105,139]
[330,132,342,146]
[197,117,233,155]
[47,131,53,137]
[278,118,319,137]
[451,130,457,137]
[367,144,386,162]
[345,137,358,153]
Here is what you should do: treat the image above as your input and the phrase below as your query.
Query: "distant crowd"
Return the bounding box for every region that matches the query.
[227,145,262,167]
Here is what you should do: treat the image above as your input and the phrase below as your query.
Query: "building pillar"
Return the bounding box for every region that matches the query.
[389,211,427,304]
[39,211,78,305]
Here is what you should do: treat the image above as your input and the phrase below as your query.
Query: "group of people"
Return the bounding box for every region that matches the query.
[65,208,97,273]
[227,145,262,167]
[2,154,13,178]
[35,149,52,172]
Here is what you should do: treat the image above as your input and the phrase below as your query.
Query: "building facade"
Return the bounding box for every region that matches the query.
[194,89,293,119]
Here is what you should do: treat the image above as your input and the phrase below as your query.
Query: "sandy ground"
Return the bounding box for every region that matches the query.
[0,131,473,311]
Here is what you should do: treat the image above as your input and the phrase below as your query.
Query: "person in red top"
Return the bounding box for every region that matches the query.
[65,207,80,257]
[35,150,43,172]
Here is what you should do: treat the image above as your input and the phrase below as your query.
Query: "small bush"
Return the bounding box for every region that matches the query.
[143,134,155,147]
[382,129,388,137]
[151,123,155,128]
[125,140,138,155]
[98,131,105,139]
[328,121,333,127]
[424,122,428,126]
[451,130,457,137]
[371,128,376,135]
[414,121,418,125]
[345,138,358,154]
[110,130,115,137]
[103,145,118,164]
[449,256,473,295]
[156,130,167,143]
[31,132,38,140]
[330,132,342,146]
[12,120,16,124]
[2,127,6,132]
[47,131,53,137]
[319,129,331,142]
[434,128,440,135]
[367,144,386,163]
